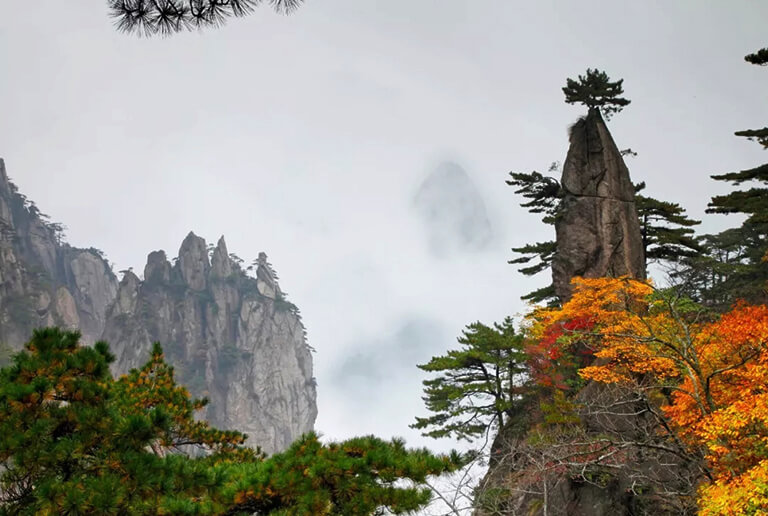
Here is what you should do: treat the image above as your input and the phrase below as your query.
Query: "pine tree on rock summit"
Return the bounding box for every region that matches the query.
[562,68,631,120]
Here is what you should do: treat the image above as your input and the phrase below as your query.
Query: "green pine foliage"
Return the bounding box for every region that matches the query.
[562,68,631,120]
[509,241,557,277]
[0,328,233,514]
[699,47,768,305]
[412,318,532,442]
[672,228,765,309]
[506,165,702,304]
[734,127,768,149]
[745,47,768,66]
[0,328,460,515]
[225,433,463,515]
[108,0,303,37]
[506,167,563,225]
[113,342,261,460]
[634,182,703,266]
[709,164,768,222]
[506,165,562,306]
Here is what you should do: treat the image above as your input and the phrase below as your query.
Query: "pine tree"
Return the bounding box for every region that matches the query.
[113,343,260,461]
[745,47,768,66]
[634,182,702,266]
[562,68,631,120]
[506,164,562,306]
[108,0,303,37]
[508,241,558,305]
[507,166,701,305]
[701,46,768,305]
[0,328,230,514]
[227,433,464,515]
[672,229,763,309]
[412,318,531,442]
[0,328,461,515]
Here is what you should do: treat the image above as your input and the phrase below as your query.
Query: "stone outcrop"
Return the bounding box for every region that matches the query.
[0,159,317,455]
[255,251,281,299]
[0,159,118,347]
[476,113,666,516]
[102,234,317,454]
[552,109,645,301]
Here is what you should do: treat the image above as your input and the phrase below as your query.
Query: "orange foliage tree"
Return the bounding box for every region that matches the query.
[526,277,768,514]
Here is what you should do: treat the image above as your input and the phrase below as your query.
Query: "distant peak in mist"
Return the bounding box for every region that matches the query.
[412,162,493,258]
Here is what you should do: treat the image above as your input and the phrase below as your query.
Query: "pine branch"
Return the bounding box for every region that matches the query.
[108,0,303,37]
[520,283,557,306]
[745,47,768,66]
[711,163,768,185]
[734,127,768,149]
[506,170,562,224]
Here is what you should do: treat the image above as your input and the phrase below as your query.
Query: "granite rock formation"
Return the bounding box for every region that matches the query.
[0,159,317,455]
[0,158,117,347]
[552,109,645,301]
[475,113,673,515]
[102,233,317,454]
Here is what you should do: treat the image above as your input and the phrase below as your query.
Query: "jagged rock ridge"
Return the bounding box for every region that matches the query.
[552,109,645,301]
[0,158,117,347]
[0,159,317,454]
[102,233,317,454]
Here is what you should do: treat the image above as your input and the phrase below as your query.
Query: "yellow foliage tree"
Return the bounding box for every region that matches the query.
[527,277,768,514]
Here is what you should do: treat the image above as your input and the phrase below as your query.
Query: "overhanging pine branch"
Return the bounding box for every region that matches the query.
[108,0,304,36]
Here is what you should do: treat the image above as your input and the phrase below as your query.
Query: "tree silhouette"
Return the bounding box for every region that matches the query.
[703,46,768,305]
[108,0,303,37]
[412,318,532,442]
[745,47,768,66]
[562,68,630,120]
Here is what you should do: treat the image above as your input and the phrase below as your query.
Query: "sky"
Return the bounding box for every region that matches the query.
[1,0,767,461]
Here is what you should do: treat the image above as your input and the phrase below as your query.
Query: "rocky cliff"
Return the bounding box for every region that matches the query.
[0,159,317,455]
[102,233,317,454]
[0,158,118,347]
[552,109,645,301]
[476,113,668,515]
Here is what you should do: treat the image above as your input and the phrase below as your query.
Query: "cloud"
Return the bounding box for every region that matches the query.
[322,316,448,440]
[331,316,445,393]
[412,162,494,258]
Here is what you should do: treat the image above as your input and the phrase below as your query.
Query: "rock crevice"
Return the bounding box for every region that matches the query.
[552,109,645,301]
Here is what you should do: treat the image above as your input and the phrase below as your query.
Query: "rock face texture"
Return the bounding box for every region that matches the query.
[475,114,667,516]
[102,233,317,454]
[552,109,645,301]
[0,159,118,348]
[0,159,317,454]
